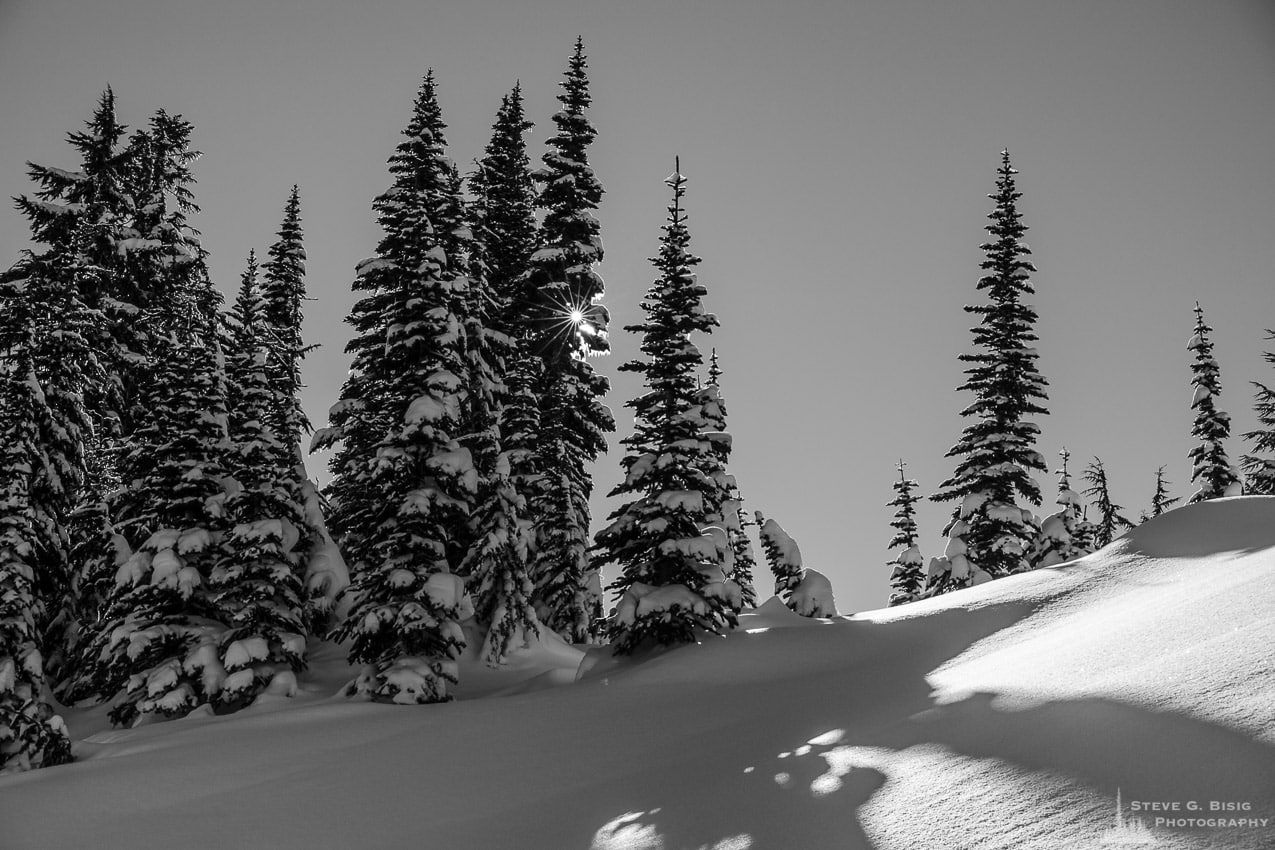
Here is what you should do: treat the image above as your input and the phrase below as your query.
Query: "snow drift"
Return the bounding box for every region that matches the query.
[2,498,1273,849]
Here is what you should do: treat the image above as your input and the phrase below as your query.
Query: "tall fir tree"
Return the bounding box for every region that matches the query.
[470,83,539,338]
[1241,330,1275,495]
[14,89,134,391]
[1028,447,1089,567]
[1146,466,1181,520]
[61,104,242,724]
[526,39,615,643]
[12,96,218,706]
[316,73,475,703]
[1082,457,1133,549]
[932,150,1049,587]
[3,248,102,686]
[595,164,740,654]
[0,323,74,771]
[259,186,311,440]
[10,92,136,681]
[1186,303,1241,503]
[258,187,344,629]
[67,326,234,726]
[886,461,925,606]
[212,254,309,710]
[458,150,539,667]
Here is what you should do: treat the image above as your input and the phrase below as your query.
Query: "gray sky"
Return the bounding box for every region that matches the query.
[2,0,1273,610]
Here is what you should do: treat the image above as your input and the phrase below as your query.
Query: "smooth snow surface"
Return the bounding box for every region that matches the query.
[4,498,1275,849]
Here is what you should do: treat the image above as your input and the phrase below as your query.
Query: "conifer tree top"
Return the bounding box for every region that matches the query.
[529,38,608,361]
[935,150,1048,507]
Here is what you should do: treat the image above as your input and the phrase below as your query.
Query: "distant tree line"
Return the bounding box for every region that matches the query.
[886,155,1268,606]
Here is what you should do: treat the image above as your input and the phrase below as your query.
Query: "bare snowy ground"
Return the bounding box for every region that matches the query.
[2,498,1273,849]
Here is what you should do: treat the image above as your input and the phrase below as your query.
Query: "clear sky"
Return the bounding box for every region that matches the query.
[2,0,1273,610]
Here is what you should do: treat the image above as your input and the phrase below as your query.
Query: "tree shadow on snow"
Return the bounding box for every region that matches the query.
[909,689,1275,809]
[567,599,1038,850]
[565,588,1275,850]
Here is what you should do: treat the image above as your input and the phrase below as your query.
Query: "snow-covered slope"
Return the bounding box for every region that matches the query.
[3,498,1274,849]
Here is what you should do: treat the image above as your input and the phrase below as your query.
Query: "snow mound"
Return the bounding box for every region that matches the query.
[2,498,1274,850]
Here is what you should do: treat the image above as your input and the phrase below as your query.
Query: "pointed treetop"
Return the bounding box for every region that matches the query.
[560,37,592,111]
[708,347,721,387]
[408,69,444,138]
[232,250,261,341]
[666,155,685,190]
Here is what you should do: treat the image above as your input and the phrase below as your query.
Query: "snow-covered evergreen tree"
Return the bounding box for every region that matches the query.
[886,461,925,606]
[14,89,134,384]
[256,187,345,629]
[10,92,137,679]
[1187,303,1241,503]
[67,326,233,726]
[211,255,309,711]
[1146,466,1181,520]
[1072,506,1098,553]
[754,511,835,616]
[462,456,537,666]
[595,164,740,653]
[316,73,474,703]
[1028,447,1089,567]
[57,103,239,723]
[0,249,103,687]
[701,350,757,607]
[756,510,802,600]
[1082,457,1133,549]
[526,39,615,643]
[457,158,539,668]
[933,150,1049,584]
[0,335,74,772]
[470,83,539,338]
[260,186,310,438]
[1241,330,1275,495]
[122,109,217,341]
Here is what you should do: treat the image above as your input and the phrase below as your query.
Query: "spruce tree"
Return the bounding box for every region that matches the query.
[595,165,740,654]
[11,92,135,679]
[470,83,539,337]
[886,461,925,606]
[60,105,237,723]
[1029,447,1089,567]
[259,186,311,439]
[1241,331,1275,495]
[702,350,758,607]
[67,326,233,725]
[317,73,474,703]
[526,39,615,643]
[258,187,344,629]
[933,150,1049,584]
[2,248,102,687]
[0,334,74,771]
[462,458,537,666]
[1082,457,1133,549]
[459,155,539,667]
[1187,303,1241,502]
[212,255,309,710]
[1147,466,1181,519]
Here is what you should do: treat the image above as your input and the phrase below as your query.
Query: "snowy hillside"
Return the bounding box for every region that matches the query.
[3,498,1274,850]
